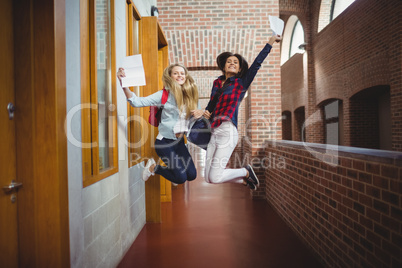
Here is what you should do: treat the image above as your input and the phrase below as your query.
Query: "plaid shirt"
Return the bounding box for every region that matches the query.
[208,43,273,129]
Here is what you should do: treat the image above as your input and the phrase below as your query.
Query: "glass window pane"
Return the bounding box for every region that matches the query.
[129,19,142,163]
[332,0,355,21]
[133,19,139,54]
[289,20,305,58]
[96,0,112,171]
[325,100,339,120]
[326,122,339,145]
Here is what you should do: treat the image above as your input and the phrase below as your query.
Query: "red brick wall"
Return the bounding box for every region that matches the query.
[158,0,282,198]
[158,1,282,139]
[388,1,402,151]
[265,140,402,267]
[281,53,305,112]
[280,0,402,151]
[314,0,391,103]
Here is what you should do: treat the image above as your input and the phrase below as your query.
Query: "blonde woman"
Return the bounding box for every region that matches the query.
[117,64,199,183]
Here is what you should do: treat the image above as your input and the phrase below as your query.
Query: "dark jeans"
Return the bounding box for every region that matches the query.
[154,137,197,184]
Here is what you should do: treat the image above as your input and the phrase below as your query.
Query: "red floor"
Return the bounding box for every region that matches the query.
[118,166,324,268]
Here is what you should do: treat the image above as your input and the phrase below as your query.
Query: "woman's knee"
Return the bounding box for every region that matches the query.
[173,168,195,184]
[205,170,223,184]
[173,175,187,184]
[187,168,197,181]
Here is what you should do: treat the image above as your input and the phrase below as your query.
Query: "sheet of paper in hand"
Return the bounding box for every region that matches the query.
[120,54,146,87]
[269,15,284,36]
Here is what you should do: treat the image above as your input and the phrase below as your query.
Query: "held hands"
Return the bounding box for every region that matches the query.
[203,110,211,120]
[268,35,282,45]
[190,109,211,120]
[191,109,205,119]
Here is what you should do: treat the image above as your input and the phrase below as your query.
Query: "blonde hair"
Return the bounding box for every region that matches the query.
[162,64,199,119]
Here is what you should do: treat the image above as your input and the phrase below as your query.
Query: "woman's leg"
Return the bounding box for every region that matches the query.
[175,140,197,181]
[154,138,195,184]
[204,122,247,184]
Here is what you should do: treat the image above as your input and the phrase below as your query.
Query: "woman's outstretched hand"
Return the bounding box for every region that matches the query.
[117,67,134,99]
[117,68,126,87]
[268,35,282,45]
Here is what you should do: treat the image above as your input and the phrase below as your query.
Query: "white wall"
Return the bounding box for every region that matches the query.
[66,0,156,267]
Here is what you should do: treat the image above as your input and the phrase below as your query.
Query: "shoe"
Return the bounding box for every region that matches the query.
[244,179,257,191]
[143,158,156,181]
[245,164,259,187]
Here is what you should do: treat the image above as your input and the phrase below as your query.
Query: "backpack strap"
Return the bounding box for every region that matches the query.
[161,88,169,105]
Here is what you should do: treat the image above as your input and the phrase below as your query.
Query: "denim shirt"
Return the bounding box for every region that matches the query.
[127,89,183,140]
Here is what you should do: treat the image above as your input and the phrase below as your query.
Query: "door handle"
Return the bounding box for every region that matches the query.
[2,180,23,194]
[7,102,15,120]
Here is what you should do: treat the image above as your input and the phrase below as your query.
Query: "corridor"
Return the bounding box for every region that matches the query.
[118,148,323,268]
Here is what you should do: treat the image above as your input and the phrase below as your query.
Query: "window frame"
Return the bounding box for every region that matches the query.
[126,0,143,167]
[330,0,356,22]
[330,0,337,22]
[288,20,304,59]
[323,99,343,145]
[81,0,118,187]
[281,15,304,65]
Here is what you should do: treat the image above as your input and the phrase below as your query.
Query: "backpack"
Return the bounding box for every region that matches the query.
[148,88,169,127]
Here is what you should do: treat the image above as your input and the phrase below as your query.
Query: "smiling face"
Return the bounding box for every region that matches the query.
[224,56,241,77]
[170,66,186,85]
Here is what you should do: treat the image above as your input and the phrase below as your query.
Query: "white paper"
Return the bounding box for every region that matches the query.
[120,54,146,87]
[269,15,284,36]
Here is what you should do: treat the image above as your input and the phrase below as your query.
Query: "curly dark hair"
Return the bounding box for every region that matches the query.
[216,52,249,78]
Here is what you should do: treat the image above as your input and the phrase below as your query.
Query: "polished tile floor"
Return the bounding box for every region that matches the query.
[118,149,323,268]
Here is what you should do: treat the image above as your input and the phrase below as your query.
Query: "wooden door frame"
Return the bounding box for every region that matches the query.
[142,17,169,222]
[14,0,70,266]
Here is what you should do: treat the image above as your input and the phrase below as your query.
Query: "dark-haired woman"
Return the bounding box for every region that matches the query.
[192,35,282,190]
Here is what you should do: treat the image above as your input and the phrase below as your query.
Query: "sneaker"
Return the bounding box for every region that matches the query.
[244,179,257,191]
[143,158,156,182]
[245,164,259,187]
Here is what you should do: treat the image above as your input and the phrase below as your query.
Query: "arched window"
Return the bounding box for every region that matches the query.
[318,0,356,32]
[289,20,305,58]
[281,15,305,65]
[331,0,356,21]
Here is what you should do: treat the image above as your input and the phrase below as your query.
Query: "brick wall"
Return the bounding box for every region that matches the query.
[316,0,331,32]
[265,140,402,267]
[158,0,282,198]
[281,53,305,112]
[158,1,282,141]
[188,69,220,99]
[388,0,402,151]
[280,0,402,151]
